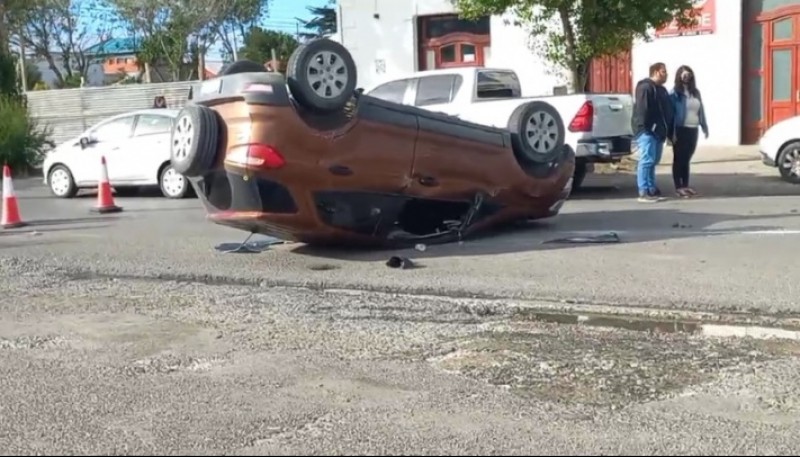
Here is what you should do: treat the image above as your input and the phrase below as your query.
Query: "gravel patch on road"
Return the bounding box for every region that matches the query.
[2,257,800,454]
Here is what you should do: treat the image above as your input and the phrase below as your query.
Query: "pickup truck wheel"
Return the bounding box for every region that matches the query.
[170,105,220,178]
[218,59,267,75]
[508,101,565,165]
[286,38,357,113]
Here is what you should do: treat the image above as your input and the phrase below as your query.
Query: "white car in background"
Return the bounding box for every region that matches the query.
[758,115,800,184]
[42,108,193,198]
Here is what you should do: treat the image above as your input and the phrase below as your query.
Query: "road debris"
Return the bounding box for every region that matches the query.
[544,231,621,244]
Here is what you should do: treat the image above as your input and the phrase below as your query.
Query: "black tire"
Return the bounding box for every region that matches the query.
[286,38,357,113]
[218,60,267,76]
[507,101,566,165]
[47,164,78,198]
[572,160,588,191]
[170,105,220,178]
[114,187,140,197]
[777,141,800,184]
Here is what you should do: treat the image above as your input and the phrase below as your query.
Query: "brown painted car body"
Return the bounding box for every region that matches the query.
[180,72,574,248]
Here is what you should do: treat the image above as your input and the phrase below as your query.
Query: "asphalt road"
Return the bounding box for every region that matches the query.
[2,161,800,455]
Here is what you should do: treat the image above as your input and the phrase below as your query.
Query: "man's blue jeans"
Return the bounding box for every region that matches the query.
[636,132,664,195]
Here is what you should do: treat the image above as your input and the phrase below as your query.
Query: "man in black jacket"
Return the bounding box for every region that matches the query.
[632,62,673,202]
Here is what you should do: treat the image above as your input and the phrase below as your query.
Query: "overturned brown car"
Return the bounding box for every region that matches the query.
[169,39,575,247]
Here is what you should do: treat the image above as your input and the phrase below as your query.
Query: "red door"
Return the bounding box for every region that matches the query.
[765,44,799,125]
[763,13,800,128]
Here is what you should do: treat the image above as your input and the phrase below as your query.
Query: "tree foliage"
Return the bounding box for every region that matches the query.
[452,0,698,92]
[8,0,112,87]
[111,0,270,79]
[239,28,298,72]
[297,0,336,40]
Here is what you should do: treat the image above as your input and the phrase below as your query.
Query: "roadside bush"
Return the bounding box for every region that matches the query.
[0,95,54,173]
[0,52,19,97]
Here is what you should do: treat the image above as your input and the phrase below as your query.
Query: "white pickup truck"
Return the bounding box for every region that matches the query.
[362,67,634,190]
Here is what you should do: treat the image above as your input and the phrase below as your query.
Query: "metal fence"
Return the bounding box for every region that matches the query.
[25,81,196,146]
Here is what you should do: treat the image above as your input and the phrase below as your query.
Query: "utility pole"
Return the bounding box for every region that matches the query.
[18,37,27,91]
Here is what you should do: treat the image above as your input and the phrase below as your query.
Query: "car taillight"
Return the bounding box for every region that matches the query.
[568,101,594,132]
[226,144,286,169]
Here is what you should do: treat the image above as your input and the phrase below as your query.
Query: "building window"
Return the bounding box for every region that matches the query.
[440,44,456,63]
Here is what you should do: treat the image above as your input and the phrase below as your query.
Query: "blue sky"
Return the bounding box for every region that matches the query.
[262,0,331,36]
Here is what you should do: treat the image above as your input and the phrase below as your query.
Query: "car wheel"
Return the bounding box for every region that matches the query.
[48,165,78,198]
[572,160,588,191]
[507,101,566,165]
[218,59,267,76]
[777,141,800,184]
[170,105,220,178]
[159,164,189,199]
[114,187,140,197]
[286,38,358,113]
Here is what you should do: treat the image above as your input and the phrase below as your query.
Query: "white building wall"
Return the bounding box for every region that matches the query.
[631,2,743,146]
[337,0,568,96]
[337,0,743,145]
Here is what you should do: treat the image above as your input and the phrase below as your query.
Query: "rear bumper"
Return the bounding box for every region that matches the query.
[575,136,632,162]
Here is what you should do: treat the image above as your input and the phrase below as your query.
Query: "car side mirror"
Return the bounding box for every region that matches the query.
[79,136,95,149]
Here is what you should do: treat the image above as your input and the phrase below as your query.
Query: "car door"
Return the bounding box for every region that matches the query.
[70,115,136,184]
[409,74,490,200]
[129,113,174,183]
[322,78,418,195]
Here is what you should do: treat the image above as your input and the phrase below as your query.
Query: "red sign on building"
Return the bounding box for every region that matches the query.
[655,0,716,38]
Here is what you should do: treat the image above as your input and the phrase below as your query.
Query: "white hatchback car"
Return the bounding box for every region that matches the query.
[758,115,800,184]
[42,108,193,198]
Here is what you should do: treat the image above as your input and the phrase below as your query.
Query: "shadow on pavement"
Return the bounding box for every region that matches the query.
[289,208,800,262]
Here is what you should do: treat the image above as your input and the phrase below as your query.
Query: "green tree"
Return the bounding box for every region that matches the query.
[8,0,113,88]
[239,28,298,72]
[0,53,52,173]
[111,0,268,80]
[452,0,698,92]
[297,0,337,40]
[214,0,270,60]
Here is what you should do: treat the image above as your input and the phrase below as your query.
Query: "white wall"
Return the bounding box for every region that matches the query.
[631,2,743,146]
[337,0,568,96]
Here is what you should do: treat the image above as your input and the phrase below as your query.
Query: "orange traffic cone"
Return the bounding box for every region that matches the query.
[91,156,122,214]
[1,164,26,229]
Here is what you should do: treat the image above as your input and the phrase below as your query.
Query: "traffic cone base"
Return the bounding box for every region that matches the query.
[90,204,122,214]
[92,156,123,214]
[1,165,26,229]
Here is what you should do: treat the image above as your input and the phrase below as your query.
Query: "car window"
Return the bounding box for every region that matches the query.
[134,114,173,137]
[92,116,135,142]
[415,75,462,106]
[368,80,409,104]
[476,70,521,99]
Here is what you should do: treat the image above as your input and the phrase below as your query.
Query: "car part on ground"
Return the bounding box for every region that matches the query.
[172,38,575,248]
[159,164,191,199]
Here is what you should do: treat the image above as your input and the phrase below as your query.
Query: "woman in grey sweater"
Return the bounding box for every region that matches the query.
[669,65,709,198]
